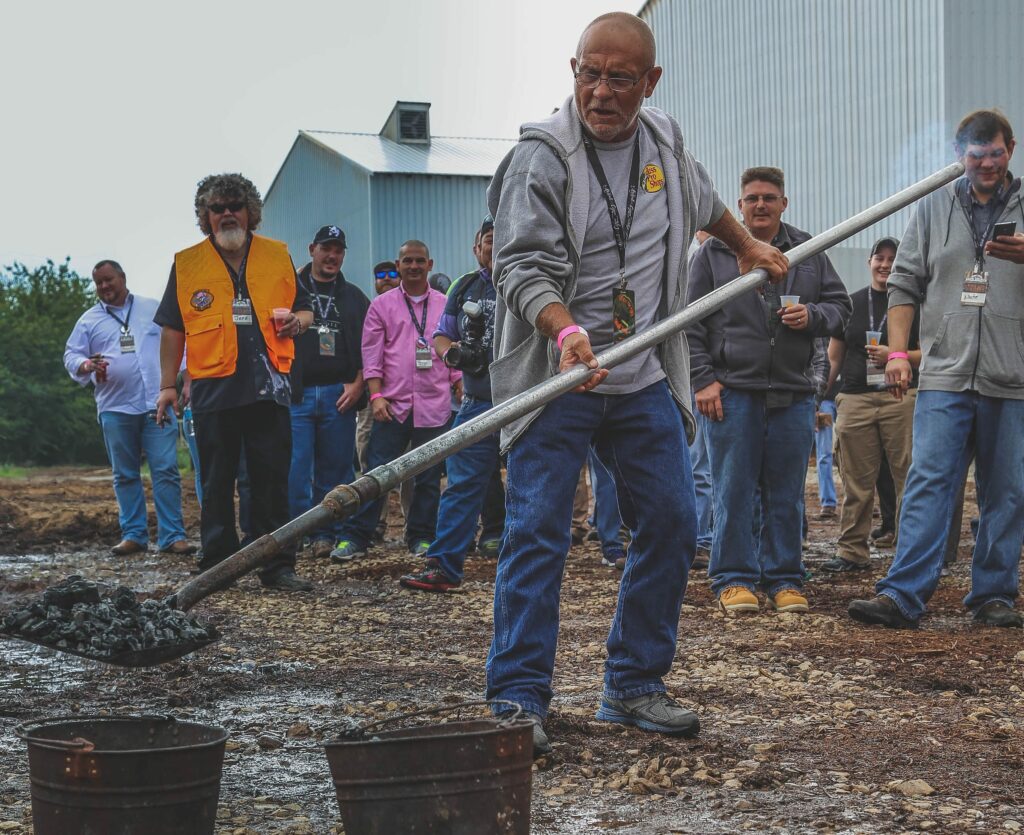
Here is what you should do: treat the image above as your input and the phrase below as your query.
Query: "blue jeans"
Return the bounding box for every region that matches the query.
[878,391,1024,620]
[816,399,837,508]
[588,449,624,558]
[689,393,714,550]
[339,413,450,549]
[99,410,186,548]
[427,397,502,581]
[287,383,358,543]
[704,390,814,596]
[486,380,696,718]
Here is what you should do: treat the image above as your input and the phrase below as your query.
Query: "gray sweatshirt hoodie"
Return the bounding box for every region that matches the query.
[486,98,726,450]
[887,177,1024,398]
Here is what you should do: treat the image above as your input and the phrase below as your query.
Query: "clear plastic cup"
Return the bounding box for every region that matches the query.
[272,307,291,327]
[865,330,882,346]
[780,295,800,308]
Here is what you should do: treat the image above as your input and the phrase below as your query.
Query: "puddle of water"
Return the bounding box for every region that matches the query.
[0,641,93,694]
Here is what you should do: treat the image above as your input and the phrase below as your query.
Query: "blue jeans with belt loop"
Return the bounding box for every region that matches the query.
[486,380,696,718]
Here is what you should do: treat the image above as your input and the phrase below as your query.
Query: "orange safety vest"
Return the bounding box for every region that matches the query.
[174,235,296,379]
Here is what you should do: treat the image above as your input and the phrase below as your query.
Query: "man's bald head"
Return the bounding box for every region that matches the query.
[576,12,656,68]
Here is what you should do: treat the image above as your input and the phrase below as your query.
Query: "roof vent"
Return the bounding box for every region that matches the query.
[380,101,431,145]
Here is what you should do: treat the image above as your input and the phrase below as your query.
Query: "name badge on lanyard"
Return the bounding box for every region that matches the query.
[119,331,136,354]
[318,325,336,357]
[415,338,433,370]
[231,297,253,325]
[961,265,989,307]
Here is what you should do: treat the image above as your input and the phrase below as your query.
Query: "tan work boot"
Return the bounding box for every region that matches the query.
[719,586,759,614]
[771,589,809,613]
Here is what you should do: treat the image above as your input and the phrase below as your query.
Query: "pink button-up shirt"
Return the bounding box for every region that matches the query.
[361,286,460,428]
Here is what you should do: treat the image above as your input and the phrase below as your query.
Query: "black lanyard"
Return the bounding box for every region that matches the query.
[305,275,336,323]
[403,292,429,341]
[104,294,134,333]
[582,128,641,288]
[867,288,887,333]
[958,177,1014,265]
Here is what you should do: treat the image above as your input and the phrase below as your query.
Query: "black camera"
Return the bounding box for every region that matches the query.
[443,300,489,375]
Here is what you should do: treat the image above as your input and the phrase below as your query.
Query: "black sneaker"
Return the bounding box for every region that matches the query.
[261,570,314,592]
[399,559,461,592]
[821,557,870,573]
[848,595,918,629]
[973,601,1023,628]
[596,692,700,737]
[601,550,625,568]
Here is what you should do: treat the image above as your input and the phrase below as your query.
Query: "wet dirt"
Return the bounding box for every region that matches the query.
[1,469,1023,833]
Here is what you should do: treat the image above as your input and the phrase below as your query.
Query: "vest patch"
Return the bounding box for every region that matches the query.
[642,163,665,193]
[190,289,214,311]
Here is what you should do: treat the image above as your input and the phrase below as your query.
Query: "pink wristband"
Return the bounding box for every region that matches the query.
[887,351,909,361]
[369,392,384,402]
[556,325,588,350]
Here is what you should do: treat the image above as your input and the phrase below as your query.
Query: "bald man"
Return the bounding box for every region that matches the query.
[485,12,789,754]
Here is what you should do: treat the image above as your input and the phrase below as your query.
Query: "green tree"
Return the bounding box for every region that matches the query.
[0,259,107,465]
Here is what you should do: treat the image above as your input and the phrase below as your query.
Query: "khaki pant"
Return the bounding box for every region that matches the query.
[835,390,916,565]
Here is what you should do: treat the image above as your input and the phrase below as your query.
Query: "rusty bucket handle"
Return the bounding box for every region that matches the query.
[14,713,176,751]
[339,699,523,739]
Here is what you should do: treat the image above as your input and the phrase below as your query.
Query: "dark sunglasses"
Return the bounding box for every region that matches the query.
[375,270,399,279]
[208,200,245,215]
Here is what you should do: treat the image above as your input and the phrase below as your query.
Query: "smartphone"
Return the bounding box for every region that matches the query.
[993,221,1017,239]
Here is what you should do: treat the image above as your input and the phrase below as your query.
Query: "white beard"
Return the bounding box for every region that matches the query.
[215,226,247,252]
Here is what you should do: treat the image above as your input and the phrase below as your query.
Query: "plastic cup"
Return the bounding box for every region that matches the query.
[865,330,882,346]
[780,295,800,308]
[272,307,291,327]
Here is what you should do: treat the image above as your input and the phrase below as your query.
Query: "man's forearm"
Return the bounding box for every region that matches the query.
[886,304,916,352]
[704,209,755,255]
[535,302,576,341]
[366,377,383,396]
[159,327,186,388]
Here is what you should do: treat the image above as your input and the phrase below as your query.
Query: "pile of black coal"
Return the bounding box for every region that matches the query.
[1,575,215,657]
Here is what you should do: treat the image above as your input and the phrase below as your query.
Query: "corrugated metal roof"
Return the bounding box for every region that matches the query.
[300,130,516,177]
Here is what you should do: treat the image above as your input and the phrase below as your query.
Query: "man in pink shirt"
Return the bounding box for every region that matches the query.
[331,240,462,561]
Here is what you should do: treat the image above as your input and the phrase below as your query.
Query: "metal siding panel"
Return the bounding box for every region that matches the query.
[642,0,950,290]
[371,175,490,283]
[261,137,374,296]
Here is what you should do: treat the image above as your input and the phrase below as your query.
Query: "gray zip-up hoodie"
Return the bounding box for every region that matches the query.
[887,177,1024,398]
[486,98,726,450]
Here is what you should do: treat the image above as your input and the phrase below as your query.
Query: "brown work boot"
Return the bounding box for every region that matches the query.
[111,539,147,556]
[159,540,197,556]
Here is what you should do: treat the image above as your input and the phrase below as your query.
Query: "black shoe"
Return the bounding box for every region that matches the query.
[571,530,586,547]
[848,595,918,629]
[191,554,224,575]
[523,711,552,757]
[585,529,600,543]
[399,559,461,592]
[973,601,1023,628]
[692,545,710,571]
[261,571,314,592]
[821,557,870,574]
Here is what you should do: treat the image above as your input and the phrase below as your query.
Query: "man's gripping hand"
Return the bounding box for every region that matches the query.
[560,332,608,392]
[737,238,789,284]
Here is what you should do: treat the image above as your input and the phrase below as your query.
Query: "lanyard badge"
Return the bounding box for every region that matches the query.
[403,293,433,370]
[961,262,989,307]
[231,297,253,324]
[119,331,136,354]
[415,338,433,370]
[318,325,336,357]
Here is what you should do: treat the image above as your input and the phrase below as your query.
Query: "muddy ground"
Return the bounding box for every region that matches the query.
[1,468,1023,834]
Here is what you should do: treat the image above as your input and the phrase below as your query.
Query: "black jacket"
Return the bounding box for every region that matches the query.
[290,264,371,404]
[686,222,852,393]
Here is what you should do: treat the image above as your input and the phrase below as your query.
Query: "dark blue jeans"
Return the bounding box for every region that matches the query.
[689,392,714,550]
[486,380,696,718]
[588,449,624,559]
[427,397,502,581]
[287,382,357,544]
[878,391,1024,620]
[338,413,450,549]
[704,389,814,596]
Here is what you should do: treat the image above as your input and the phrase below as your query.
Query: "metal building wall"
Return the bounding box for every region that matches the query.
[370,174,491,283]
[641,0,951,288]
[261,137,374,295]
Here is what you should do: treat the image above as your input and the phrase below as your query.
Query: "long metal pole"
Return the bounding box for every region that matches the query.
[173,161,962,611]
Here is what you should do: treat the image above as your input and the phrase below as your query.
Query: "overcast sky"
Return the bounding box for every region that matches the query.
[2,0,626,298]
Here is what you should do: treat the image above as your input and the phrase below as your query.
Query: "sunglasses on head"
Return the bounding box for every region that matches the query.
[208,200,245,215]
[375,270,399,279]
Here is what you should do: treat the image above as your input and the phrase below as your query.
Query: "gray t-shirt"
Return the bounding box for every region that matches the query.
[571,123,669,393]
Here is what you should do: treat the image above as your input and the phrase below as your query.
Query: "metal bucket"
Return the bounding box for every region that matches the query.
[324,702,533,834]
[15,714,228,835]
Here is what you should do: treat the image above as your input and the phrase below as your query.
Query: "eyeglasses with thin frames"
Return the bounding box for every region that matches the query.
[573,68,650,93]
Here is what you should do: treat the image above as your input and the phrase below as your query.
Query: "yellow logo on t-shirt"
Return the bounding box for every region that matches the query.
[641,163,665,193]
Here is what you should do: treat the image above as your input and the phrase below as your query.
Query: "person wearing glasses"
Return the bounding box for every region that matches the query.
[287,225,371,561]
[850,109,1024,630]
[687,166,850,617]
[373,261,401,296]
[484,12,789,755]
[154,173,315,592]
[64,260,195,558]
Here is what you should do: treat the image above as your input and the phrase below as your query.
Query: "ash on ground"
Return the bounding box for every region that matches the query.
[1,575,214,657]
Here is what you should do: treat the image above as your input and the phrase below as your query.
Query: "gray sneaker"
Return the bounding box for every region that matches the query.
[330,540,366,563]
[523,711,552,757]
[596,692,700,737]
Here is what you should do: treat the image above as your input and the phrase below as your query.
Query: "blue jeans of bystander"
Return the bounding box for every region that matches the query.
[816,399,837,508]
[587,448,624,559]
[689,392,714,550]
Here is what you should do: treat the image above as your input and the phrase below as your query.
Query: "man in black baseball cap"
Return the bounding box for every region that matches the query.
[312,224,347,248]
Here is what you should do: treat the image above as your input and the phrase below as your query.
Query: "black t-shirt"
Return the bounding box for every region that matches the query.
[838,286,920,394]
[154,237,311,414]
[292,265,371,390]
[443,270,497,401]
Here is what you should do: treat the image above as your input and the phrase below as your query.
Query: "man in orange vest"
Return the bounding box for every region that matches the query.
[155,173,315,592]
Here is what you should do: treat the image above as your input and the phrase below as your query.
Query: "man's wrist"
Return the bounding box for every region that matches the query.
[886,351,909,362]
[556,325,588,350]
[369,392,385,402]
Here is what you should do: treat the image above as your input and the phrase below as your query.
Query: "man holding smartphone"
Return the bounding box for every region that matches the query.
[850,109,1024,629]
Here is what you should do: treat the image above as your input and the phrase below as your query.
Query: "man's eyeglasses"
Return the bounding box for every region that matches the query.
[375,270,399,279]
[965,148,1008,162]
[573,69,647,93]
[208,200,245,215]
[741,194,782,205]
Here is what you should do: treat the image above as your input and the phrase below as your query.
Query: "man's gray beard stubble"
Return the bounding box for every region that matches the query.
[215,226,247,252]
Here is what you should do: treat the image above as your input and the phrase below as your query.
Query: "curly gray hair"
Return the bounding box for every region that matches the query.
[194,173,263,235]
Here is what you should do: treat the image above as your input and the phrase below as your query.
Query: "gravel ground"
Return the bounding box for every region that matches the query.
[1,470,1023,834]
